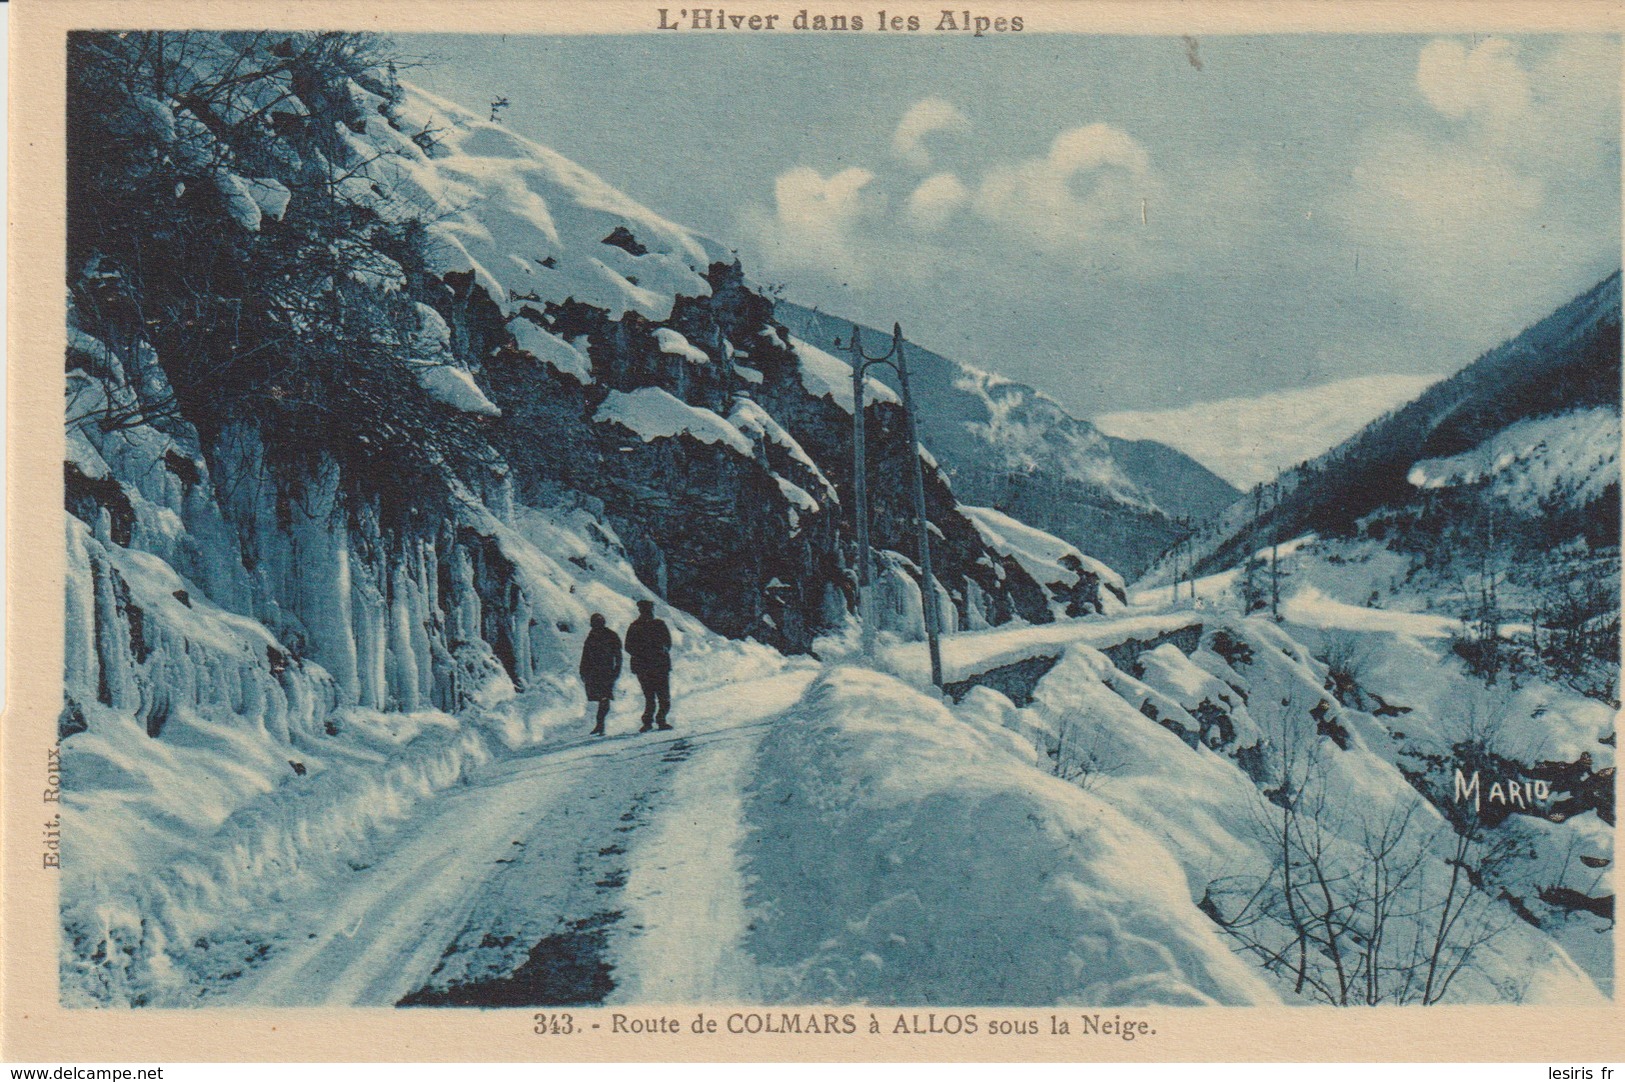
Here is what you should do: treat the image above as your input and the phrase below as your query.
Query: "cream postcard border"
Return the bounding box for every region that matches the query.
[5,0,1622,1063]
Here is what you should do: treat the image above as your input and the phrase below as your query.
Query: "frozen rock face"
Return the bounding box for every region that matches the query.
[58,26,1131,1011]
[66,320,562,729]
[338,70,1088,652]
[65,26,1104,729]
[441,219,1064,653]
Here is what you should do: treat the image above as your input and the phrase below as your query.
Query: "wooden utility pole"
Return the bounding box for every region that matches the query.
[846,322,944,688]
[1270,481,1281,621]
[852,351,877,658]
[1188,522,1198,603]
[1171,538,1180,606]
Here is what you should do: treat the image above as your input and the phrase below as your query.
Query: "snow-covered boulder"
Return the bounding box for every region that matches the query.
[416,364,502,416]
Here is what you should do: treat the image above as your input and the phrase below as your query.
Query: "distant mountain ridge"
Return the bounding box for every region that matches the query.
[1159,271,1622,583]
[1095,374,1444,489]
[1100,434,1244,524]
[776,301,1240,577]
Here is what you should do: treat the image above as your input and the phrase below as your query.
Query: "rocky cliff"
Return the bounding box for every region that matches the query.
[64,30,1116,751]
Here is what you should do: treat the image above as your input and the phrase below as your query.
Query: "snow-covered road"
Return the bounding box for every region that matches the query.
[223,669,814,1007]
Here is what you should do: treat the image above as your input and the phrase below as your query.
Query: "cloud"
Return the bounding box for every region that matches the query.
[739,113,1256,298]
[739,165,881,284]
[1416,37,1532,136]
[1335,36,1619,327]
[892,97,971,169]
[974,123,1158,254]
[905,172,970,231]
[1047,123,1153,177]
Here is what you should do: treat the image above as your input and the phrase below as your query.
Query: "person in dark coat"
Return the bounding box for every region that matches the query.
[579,613,622,736]
[624,599,673,731]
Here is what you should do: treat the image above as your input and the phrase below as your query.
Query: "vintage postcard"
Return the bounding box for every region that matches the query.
[4,0,1622,1064]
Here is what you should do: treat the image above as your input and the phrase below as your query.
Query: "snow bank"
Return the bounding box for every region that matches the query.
[1021,644,1272,874]
[507,317,592,383]
[727,397,837,502]
[214,172,264,232]
[774,476,819,514]
[881,609,1202,687]
[739,666,1281,1005]
[962,504,1124,594]
[654,327,710,364]
[246,177,291,222]
[60,703,499,1007]
[1281,584,1458,641]
[360,84,730,323]
[595,387,753,456]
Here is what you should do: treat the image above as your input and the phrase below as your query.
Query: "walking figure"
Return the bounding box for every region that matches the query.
[625,599,673,731]
[579,613,622,736]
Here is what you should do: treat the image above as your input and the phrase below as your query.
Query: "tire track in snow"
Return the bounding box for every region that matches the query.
[608,721,771,1003]
[407,669,813,1006]
[221,669,813,1006]
[398,740,688,1006]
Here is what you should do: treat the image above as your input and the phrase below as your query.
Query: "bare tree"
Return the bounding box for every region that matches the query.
[1051,717,1127,794]
[1318,630,1369,707]
[1204,688,1520,1004]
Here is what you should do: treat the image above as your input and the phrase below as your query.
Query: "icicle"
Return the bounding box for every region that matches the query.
[964,577,992,631]
[509,584,532,690]
[289,467,359,704]
[931,575,959,634]
[411,537,434,706]
[352,568,388,711]
[387,558,422,710]
[447,543,482,646]
[64,522,101,701]
[92,554,139,712]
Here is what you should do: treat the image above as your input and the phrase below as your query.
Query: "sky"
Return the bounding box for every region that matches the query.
[406,33,1620,418]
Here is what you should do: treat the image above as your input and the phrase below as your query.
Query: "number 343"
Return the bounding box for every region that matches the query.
[533,1013,575,1035]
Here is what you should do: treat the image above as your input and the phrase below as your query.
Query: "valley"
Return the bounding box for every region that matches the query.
[58,29,1617,1011]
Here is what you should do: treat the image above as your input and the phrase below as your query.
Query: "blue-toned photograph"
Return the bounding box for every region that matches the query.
[59,29,1617,1009]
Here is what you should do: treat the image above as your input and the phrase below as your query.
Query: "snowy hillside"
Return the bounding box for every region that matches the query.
[58,31,1613,1012]
[1407,406,1619,515]
[1155,274,1622,595]
[60,30,1130,1005]
[1099,433,1242,525]
[779,301,1239,577]
[1116,278,1621,1002]
[1096,374,1442,489]
[883,604,1612,1004]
